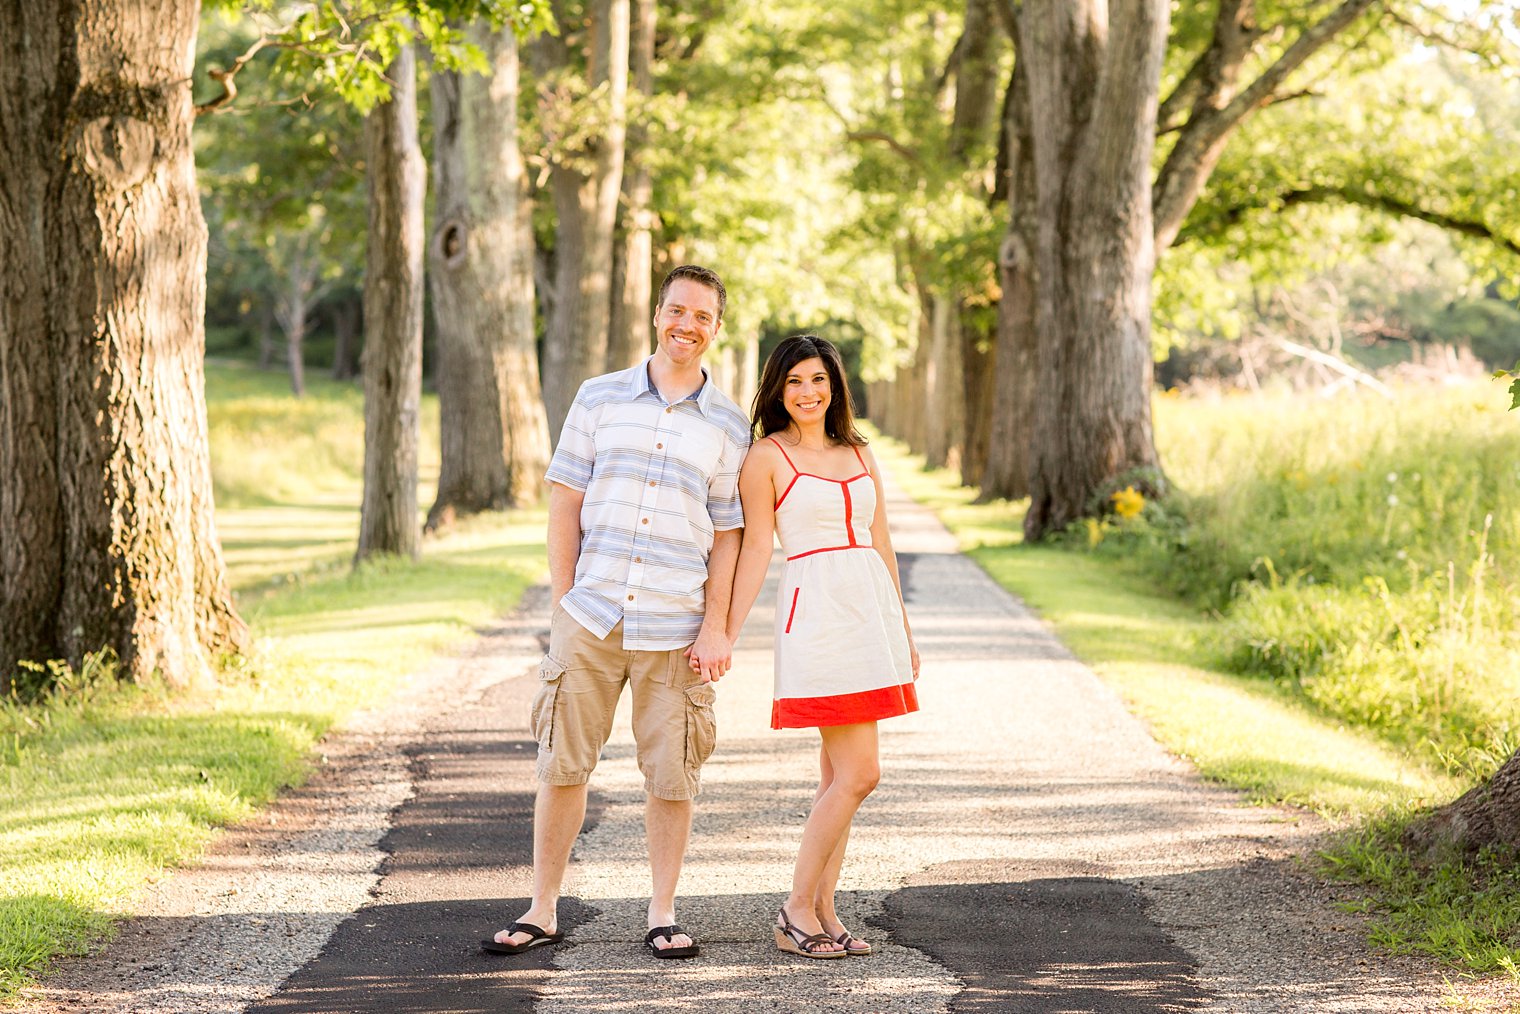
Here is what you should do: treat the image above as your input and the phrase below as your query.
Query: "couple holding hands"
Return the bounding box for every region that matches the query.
[483,264,920,962]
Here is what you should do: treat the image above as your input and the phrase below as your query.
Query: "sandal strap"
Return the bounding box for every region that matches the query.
[508,922,550,938]
[645,924,686,944]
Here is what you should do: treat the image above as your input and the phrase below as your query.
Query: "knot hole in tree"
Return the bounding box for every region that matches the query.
[78,116,156,192]
[435,218,469,269]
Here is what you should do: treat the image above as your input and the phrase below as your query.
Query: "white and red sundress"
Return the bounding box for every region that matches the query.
[767,437,919,729]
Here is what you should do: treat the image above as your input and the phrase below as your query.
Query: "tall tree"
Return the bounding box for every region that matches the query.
[606,0,656,373]
[1019,0,1170,540]
[357,44,427,560]
[534,0,631,443]
[981,41,1037,501]
[426,21,551,531]
[0,0,247,689]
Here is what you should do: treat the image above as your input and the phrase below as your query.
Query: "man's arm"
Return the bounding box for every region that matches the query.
[546,481,585,610]
[689,527,741,683]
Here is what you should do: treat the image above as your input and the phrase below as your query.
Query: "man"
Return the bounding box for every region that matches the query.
[483,265,750,960]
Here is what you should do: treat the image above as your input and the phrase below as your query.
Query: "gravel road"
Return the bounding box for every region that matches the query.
[23,472,1516,1013]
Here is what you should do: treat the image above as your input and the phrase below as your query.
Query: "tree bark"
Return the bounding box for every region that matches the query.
[357,45,426,561]
[607,0,655,372]
[425,24,550,533]
[535,0,630,444]
[1407,748,1520,857]
[982,42,1037,502]
[0,0,246,689]
[1021,0,1169,541]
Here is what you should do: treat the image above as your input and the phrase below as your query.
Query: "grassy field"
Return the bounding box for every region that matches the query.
[869,376,1520,982]
[0,365,547,1002]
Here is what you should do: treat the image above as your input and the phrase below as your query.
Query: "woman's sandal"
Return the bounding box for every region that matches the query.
[832,930,872,956]
[773,906,847,959]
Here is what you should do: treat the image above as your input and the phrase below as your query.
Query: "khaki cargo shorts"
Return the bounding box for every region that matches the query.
[531,606,718,801]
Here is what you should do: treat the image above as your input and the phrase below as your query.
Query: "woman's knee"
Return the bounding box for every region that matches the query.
[837,764,879,799]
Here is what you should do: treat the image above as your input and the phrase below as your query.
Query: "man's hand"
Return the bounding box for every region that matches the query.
[686,626,733,684]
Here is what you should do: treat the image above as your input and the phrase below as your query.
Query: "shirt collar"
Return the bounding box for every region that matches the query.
[633,356,716,418]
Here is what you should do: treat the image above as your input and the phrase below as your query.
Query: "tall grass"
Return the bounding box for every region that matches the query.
[1119,382,1520,782]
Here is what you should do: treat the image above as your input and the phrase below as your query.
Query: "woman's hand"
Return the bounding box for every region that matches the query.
[908,634,920,681]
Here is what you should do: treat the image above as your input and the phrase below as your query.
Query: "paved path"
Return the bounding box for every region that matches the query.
[29,474,1504,1013]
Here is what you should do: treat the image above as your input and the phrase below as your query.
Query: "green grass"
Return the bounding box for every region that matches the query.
[0,363,547,1002]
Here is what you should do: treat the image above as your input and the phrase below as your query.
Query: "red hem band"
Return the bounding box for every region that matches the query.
[771,681,920,729]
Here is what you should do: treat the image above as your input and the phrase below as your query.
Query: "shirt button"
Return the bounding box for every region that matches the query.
[648,480,656,487]
[665,407,673,414]
[633,556,642,564]
[627,594,635,601]
[641,517,649,524]
[656,442,664,450]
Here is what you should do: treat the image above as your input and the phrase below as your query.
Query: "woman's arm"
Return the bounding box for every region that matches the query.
[725,442,781,644]
[863,445,919,679]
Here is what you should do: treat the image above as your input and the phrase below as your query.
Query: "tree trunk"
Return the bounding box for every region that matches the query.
[960,309,994,489]
[274,239,316,398]
[425,24,550,533]
[357,45,426,561]
[923,292,964,472]
[982,44,1037,502]
[535,0,630,444]
[1407,748,1520,857]
[1020,0,1169,541]
[607,0,655,372]
[330,293,360,381]
[0,0,246,689]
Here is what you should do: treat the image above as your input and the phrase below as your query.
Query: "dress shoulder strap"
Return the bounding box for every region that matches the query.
[768,436,801,474]
[851,443,868,472]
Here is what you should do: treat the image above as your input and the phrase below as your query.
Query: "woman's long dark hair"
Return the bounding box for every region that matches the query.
[750,334,866,446]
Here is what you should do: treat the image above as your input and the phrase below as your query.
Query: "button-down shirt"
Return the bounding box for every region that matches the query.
[545,358,751,650]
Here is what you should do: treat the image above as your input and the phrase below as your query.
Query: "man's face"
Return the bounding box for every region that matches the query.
[654,278,723,368]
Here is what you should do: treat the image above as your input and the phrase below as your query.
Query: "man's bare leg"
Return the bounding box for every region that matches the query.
[494,782,588,946]
[645,795,695,951]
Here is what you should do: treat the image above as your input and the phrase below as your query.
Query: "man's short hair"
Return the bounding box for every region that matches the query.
[657,265,726,322]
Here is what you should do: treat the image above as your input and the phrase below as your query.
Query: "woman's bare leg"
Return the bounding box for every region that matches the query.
[780,722,880,950]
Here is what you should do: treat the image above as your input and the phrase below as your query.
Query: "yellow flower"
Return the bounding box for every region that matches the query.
[1110,486,1145,520]
[1085,517,1104,547]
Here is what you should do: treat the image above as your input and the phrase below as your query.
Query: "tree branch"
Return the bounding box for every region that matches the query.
[1152,0,1379,249]
[195,36,272,117]
[1183,183,1520,259]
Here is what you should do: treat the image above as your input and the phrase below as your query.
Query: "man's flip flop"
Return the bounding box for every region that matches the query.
[481,921,564,955]
[644,924,700,959]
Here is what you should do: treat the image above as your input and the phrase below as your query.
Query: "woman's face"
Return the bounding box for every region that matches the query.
[783,356,831,426]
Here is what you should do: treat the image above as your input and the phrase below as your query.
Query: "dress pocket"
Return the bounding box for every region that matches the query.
[683,683,718,769]
[785,587,800,633]
[530,656,567,750]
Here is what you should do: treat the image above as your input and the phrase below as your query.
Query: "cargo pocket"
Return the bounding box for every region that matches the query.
[530,656,567,751]
[683,682,718,770]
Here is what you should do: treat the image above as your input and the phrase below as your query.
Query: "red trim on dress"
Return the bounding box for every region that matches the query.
[786,545,872,562]
[771,681,920,729]
[774,473,801,510]
[842,481,857,547]
[785,587,800,633]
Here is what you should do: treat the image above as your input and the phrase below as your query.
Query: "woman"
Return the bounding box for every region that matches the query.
[725,334,920,959]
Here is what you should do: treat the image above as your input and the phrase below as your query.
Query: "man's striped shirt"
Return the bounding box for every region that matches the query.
[546,358,751,650]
